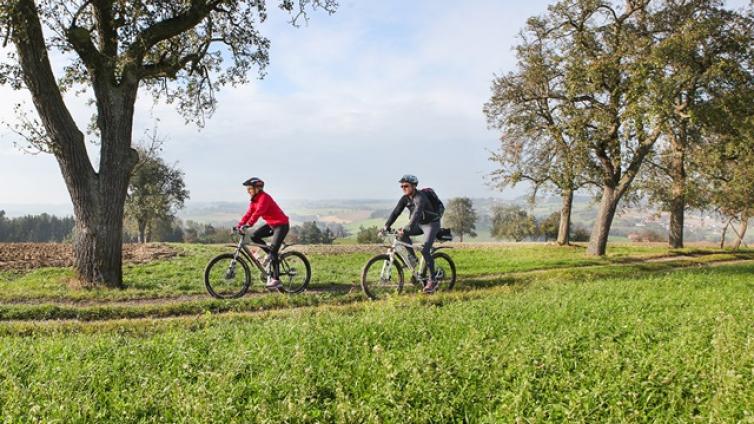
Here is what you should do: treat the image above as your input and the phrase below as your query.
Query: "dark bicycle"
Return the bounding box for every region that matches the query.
[204,227,311,299]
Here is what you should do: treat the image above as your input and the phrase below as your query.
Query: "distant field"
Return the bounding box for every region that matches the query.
[0,242,753,422]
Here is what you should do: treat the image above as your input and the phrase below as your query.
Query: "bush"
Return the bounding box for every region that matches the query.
[356,226,383,244]
[571,225,590,242]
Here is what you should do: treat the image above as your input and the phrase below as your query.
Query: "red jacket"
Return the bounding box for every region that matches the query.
[238,191,289,228]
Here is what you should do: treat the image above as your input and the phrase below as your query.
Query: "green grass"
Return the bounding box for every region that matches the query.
[0,243,676,303]
[1,263,754,422]
[0,243,750,304]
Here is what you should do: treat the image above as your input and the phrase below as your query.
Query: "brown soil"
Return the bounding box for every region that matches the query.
[0,243,180,271]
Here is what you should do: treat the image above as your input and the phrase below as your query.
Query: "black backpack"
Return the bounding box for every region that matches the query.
[421,188,445,219]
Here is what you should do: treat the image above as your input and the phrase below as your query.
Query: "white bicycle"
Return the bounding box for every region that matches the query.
[360,228,456,300]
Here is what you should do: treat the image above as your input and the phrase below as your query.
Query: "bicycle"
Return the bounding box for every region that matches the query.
[204,227,311,299]
[360,228,456,300]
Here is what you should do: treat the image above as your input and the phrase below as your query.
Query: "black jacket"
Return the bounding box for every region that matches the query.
[385,190,441,229]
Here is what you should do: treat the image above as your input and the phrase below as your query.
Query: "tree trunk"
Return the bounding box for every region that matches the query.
[11,0,139,287]
[557,189,573,246]
[732,215,749,250]
[587,186,619,256]
[720,218,732,249]
[459,233,464,243]
[668,128,687,249]
[146,221,152,244]
[138,219,147,244]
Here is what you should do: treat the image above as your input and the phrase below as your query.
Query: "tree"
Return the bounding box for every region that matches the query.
[1,0,336,287]
[0,211,6,241]
[484,13,592,246]
[697,133,754,250]
[533,0,697,256]
[356,226,382,244]
[322,227,335,245]
[290,221,325,245]
[0,211,75,242]
[125,147,189,243]
[491,205,537,242]
[539,212,561,242]
[150,217,185,243]
[443,198,477,242]
[637,2,753,248]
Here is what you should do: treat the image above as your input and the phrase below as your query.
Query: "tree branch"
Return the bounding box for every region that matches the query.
[123,0,222,74]
[9,0,96,189]
[91,0,117,58]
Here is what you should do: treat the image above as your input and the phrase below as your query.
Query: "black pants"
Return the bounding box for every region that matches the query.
[250,223,289,279]
[399,221,440,279]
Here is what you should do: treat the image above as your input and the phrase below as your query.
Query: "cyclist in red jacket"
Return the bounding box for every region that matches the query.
[237,177,290,290]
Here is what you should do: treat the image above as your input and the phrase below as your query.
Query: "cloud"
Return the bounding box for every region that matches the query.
[1,0,542,205]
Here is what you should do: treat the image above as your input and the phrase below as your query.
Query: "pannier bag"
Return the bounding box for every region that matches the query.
[437,228,453,242]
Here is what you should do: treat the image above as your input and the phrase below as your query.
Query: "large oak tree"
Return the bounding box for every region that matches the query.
[0,0,335,287]
[637,1,753,248]
[485,13,592,246]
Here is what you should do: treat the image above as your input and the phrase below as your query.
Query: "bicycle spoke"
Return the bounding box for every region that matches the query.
[204,255,250,299]
[362,255,403,300]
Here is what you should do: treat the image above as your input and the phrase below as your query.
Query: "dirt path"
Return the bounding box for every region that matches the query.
[3,254,752,310]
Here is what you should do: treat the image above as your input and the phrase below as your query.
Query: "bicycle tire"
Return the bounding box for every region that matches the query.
[422,252,457,291]
[204,253,251,299]
[277,251,312,294]
[361,254,405,300]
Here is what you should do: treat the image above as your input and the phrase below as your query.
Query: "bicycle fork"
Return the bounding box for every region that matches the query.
[381,253,396,281]
[226,246,243,280]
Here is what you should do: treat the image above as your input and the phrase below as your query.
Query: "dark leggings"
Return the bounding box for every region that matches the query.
[250,223,289,279]
[399,221,440,279]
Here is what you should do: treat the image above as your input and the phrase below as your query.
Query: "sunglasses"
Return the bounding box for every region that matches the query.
[400,184,411,189]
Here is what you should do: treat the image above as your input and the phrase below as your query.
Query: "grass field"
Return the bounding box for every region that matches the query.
[1,243,753,422]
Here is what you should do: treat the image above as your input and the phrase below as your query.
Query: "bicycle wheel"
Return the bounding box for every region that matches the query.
[361,254,405,300]
[277,251,311,294]
[204,253,251,299]
[422,252,457,291]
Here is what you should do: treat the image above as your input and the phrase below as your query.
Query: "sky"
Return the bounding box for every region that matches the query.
[0,0,750,211]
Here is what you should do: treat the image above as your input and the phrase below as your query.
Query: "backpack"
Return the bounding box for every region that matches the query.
[421,188,445,219]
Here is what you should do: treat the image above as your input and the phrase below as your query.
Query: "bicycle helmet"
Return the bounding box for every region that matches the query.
[398,174,419,185]
[242,177,264,188]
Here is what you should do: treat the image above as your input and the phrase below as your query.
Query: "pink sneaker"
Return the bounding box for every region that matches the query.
[266,278,282,290]
[423,280,439,294]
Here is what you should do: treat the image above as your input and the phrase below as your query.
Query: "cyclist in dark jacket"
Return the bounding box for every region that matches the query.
[383,174,441,293]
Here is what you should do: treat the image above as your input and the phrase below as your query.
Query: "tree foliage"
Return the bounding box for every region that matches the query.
[0,211,75,242]
[0,0,336,287]
[491,205,537,242]
[539,212,560,242]
[125,146,190,243]
[356,225,383,244]
[288,221,335,245]
[443,198,477,242]
[488,0,754,254]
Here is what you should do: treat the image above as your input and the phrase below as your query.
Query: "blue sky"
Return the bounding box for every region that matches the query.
[0,0,750,208]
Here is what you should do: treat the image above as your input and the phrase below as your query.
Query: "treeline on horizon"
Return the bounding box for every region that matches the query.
[0,211,75,243]
[0,210,350,245]
[2,204,735,245]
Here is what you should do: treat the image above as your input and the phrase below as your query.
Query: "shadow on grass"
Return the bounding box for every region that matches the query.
[1,253,752,323]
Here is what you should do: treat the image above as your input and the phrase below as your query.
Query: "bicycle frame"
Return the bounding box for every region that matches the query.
[225,231,275,271]
[380,232,451,284]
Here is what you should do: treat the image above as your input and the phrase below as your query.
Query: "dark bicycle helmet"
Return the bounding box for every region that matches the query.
[242,177,265,188]
[398,174,419,185]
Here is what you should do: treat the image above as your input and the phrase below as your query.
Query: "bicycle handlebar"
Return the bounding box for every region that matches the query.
[379,228,399,237]
[232,225,251,235]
